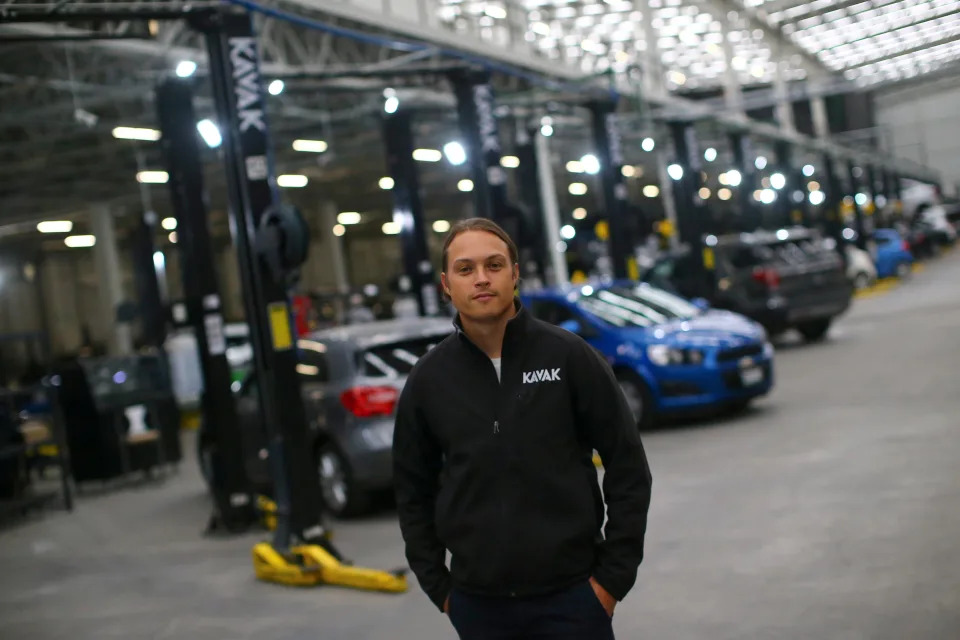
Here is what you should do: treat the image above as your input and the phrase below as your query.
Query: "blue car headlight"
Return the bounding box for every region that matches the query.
[647,344,704,366]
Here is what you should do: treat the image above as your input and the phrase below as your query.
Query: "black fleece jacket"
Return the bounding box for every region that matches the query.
[393,301,652,611]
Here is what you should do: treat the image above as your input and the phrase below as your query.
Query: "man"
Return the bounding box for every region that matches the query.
[393,218,652,639]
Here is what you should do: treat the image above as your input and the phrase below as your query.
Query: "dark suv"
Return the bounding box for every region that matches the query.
[642,228,853,341]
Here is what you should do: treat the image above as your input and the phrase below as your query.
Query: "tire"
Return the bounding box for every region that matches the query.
[853,272,871,290]
[317,443,370,518]
[615,370,654,430]
[896,261,912,279]
[796,318,832,342]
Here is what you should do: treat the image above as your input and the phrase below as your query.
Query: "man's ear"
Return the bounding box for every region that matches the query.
[512,263,520,285]
[440,271,451,298]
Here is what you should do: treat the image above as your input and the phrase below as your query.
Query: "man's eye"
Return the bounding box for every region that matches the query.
[458,266,472,274]
[489,263,503,270]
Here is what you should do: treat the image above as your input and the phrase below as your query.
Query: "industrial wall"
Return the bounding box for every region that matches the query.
[875,73,960,195]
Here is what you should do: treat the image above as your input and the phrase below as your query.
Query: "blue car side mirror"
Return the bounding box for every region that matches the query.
[691,297,710,312]
[559,319,582,334]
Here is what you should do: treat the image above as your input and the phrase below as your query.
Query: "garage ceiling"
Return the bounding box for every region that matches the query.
[0,0,956,247]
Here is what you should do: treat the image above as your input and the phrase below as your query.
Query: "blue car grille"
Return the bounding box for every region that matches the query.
[722,363,772,390]
[716,343,764,363]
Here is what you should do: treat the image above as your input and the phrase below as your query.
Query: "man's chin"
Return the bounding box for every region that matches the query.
[461,299,515,322]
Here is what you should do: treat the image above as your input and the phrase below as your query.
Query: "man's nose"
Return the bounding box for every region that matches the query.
[474,267,491,285]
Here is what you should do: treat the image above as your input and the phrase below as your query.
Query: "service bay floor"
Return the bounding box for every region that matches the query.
[2,253,960,640]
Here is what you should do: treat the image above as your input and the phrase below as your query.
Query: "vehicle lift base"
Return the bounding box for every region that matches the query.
[252,541,408,592]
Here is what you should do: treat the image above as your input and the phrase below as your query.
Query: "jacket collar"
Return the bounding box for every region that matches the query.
[453,298,529,353]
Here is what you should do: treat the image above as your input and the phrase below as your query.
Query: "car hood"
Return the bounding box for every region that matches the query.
[625,310,765,349]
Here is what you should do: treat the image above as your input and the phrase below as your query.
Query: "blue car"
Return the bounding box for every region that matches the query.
[872,228,914,279]
[521,282,774,427]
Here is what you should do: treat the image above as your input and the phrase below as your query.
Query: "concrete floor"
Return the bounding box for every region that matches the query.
[3,253,960,640]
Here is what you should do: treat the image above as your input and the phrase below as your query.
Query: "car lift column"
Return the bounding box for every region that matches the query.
[590,100,633,280]
[383,108,439,316]
[156,76,255,531]
[729,129,760,232]
[669,119,713,297]
[774,140,805,228]
[821,152,845,253]
[199,10,326,548]
[130,210,167,349]
[450,70,512,229]
[847,159,869,250]
[514,123,548,284]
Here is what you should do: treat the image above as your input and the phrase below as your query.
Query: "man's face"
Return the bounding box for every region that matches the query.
[441,230,519,322]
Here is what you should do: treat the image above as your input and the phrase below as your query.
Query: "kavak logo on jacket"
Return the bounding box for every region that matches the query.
[522,368,561,384]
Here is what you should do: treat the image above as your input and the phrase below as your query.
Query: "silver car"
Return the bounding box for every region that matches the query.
[227,317,454,517]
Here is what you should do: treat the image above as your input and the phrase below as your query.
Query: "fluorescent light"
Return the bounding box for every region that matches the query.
[337,212,361,225]
[641,137,655,152]
[277,174,308,188]
[382,222,401,235]
[704,147,718,162]
[413,148,442,162]
[137,170,168,184]
[808,180,820,191]
[458,179,474,192]
[755,156,768,170]
[699,187,711,199]
[379,176,395,190]
[580,154,600,175]
[667,164,684,180]
[112,126,161,141]
[267,79,284,96]
[566,160,585,174]
[484,5,506,19]
[718,188,732,201]
[643,185,660,198]
[556,241,567,253]
[573,207,587,220]
[176,60,197,78]
[760,188,777,204]
[560,224,576,240]
[444,142,467,166]
[802,164,815,177]
[37,220,73,234]
[668,70,687,85]
[540,124,554,137]
[168,231,178,243]
[384,95,399,114]
[433,220,451,233]
[292,139,327,153]
[621,166,636,178]
[855,193,868,206]
[726,169,742,187]
[196,119,221,148]
[161,217,177,230]
[64,235,95,248]
[568,182,588,195]
[776,229,790,241]
[332,224,346,237]
[770,172,786,190]
[500,156,520,168]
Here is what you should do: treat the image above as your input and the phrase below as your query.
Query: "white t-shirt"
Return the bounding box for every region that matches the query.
[490,357,502,382]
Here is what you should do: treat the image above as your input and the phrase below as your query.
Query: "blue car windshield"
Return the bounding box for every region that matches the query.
[578,286,700,328]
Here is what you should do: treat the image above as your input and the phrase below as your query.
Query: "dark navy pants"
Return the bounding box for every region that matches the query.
[448,581,616,640]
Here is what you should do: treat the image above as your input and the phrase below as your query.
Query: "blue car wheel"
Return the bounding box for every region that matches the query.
[615,370,654,429]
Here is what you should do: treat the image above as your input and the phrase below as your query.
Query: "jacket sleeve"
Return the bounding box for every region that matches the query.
[568,338,653,602]
[392,374,450,612]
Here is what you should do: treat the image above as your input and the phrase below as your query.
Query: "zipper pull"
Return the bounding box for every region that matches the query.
[493,420,500,434]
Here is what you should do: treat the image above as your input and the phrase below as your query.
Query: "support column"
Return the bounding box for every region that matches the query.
[130,210,167,348]
[811,95,831,140]
[383,109,438,316]
[774,140,804,227]
[821,153,845,252]
[91,204,133,355]
[669,120,706,247]
[773,61,795,133]
[40,254,82,355]
[320,202,350,295]
[720,11,744,115]
[534,129,568,286]
[590,100,633,280]
[847,159,868,250]
[514,123,547,285]
[729,130,760,231]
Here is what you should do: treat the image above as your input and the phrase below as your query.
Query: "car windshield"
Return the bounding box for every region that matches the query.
[577,286,699,328]
[360,335,447,377]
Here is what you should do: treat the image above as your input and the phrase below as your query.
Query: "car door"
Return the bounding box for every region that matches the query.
[528,299,603,350]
